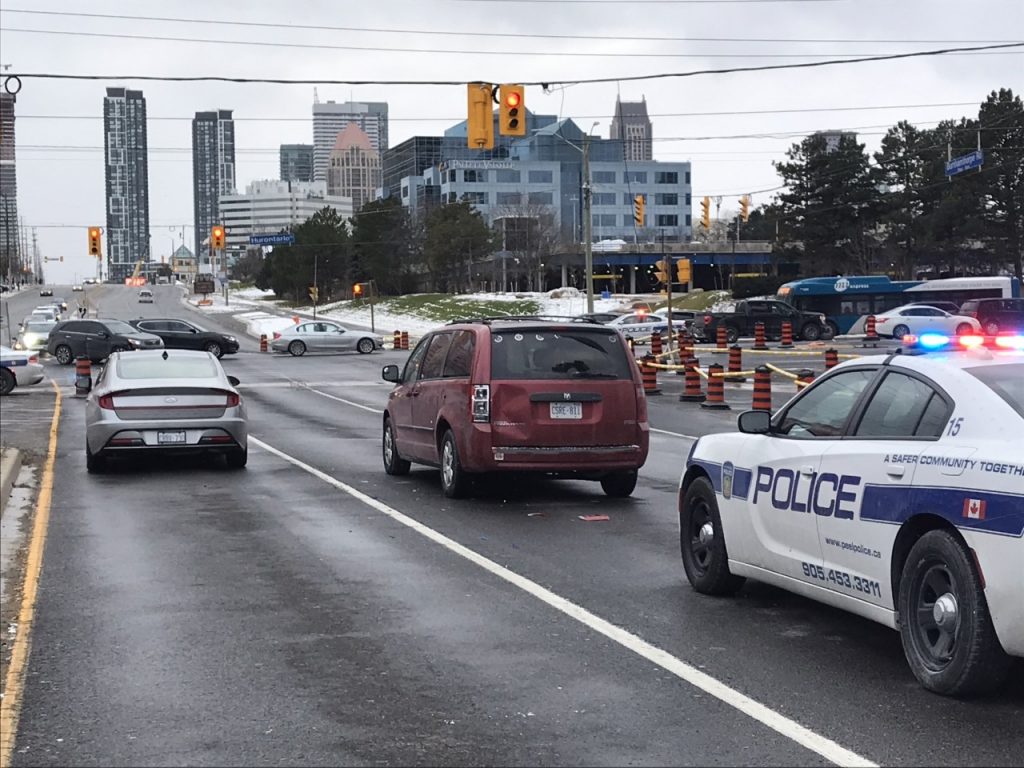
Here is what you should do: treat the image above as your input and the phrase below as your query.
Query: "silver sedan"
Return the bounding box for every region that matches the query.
[85,349,247,472]
[270,320,384,357]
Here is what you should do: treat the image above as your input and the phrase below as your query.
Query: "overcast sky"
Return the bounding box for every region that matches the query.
[1,0,1020,284]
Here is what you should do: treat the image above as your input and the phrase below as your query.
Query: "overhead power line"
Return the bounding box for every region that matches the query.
[5,42,1022,87]
[12,101,984,124]
[2,8,1016,45]
[5,27,1020,59]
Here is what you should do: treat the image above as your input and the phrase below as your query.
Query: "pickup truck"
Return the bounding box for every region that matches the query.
[691,299,832,343]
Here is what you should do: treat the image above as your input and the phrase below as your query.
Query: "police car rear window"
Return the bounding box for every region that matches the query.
[490,328,633,380]
[966,364,1024,418]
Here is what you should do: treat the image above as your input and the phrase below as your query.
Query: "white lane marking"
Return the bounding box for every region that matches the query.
[294,385,382,414]
[239,381,388,389]
[650,427,699,441]
[249,436,876,768]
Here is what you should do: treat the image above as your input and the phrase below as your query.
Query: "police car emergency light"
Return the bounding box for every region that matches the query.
[901,333,1024,352]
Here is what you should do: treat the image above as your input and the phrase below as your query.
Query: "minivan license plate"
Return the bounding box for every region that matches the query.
[550,402,582,419]
[158,431,187,444]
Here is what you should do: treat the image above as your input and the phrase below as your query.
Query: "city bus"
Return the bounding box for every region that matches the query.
[777,275,1021,335]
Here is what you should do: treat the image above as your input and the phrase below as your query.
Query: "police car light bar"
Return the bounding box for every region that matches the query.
[901,333,1024,351]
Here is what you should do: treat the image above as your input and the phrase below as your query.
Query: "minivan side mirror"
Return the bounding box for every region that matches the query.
[382,364,400,383]
[737,409,772,435]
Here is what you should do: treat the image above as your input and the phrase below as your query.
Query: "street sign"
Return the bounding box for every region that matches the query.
[249,233,295,246]
[945,150,984,177]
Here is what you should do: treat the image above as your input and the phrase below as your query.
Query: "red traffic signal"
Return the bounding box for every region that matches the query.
[353,283,364,298]
[211,225,225,249]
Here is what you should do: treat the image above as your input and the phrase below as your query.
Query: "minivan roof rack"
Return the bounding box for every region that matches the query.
[447,315,593,326]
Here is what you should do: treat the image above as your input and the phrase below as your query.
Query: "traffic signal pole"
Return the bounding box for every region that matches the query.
[583,133,594,313]
[663,230,673,352]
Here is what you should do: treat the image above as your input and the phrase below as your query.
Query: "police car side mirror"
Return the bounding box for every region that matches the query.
[737,409,772,435]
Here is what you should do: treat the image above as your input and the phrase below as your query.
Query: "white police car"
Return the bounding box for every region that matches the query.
[606,312,669,340]
[677,332,1024,696]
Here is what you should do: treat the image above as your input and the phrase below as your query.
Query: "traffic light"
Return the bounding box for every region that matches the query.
[498,84,526,136]
[88,226,102,256]
[677,258,692,284]
[308,286,319,303]
[211,225,225,250]
[466,82,494,150]
[740,194,751,223]
[353,283,364,298]
[60,256,64,262]
[654,259,670,285]
[700,196,711,230]
[633,195,645,227]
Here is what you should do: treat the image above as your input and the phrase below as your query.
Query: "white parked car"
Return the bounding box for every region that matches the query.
[874,305,981,339]
[1,345,45,395]
[676,333,1024,696]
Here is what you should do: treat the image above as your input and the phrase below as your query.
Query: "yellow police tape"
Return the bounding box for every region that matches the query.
[766,362,799,379]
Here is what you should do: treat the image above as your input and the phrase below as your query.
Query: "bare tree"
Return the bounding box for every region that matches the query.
[491,202,560,291]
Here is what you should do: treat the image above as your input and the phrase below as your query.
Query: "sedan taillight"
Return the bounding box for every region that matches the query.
[273,332,282,340]
[98,394,115,410]
[28,355,38,364]
[224,392,240,407]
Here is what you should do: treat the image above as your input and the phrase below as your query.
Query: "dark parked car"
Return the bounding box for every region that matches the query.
[129,318,240,358]
[958,297,1024,335]
[381,317,650,499]
[47,319,164,364]
[692,299,831,343]
[572,312,622,324]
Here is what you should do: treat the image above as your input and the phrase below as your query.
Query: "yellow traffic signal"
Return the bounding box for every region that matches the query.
[353,283,364,298]
[677,258,692,283]
[654,258,670,284]
[700,196,711,230]
[633,195,645,227]
[466,82,494,150]
[211,225,225,249]
[88,226,102,256]
[740,194,751,223]
[499,84,526,137]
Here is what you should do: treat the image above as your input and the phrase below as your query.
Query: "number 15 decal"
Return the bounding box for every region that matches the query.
[947,417,963,436]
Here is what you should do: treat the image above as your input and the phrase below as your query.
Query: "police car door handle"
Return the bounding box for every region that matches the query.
[800,465,815,476]
[886,466,906,478]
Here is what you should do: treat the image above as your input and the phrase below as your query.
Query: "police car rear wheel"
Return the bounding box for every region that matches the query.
[679,477,745,596]
[898,529,1011,696]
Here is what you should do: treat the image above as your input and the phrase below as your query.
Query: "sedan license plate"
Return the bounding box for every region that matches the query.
[157,430,187,444]
[550,402,582,419]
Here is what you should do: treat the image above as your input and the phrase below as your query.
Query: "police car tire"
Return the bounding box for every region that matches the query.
[0,368,14,396]
[898,529,1011,697]
[679,477,745,596]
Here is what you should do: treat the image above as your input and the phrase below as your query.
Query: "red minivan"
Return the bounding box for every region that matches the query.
[381,319,650,498]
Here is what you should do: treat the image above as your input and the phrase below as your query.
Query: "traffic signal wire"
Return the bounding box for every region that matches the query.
[4,42,1022,88]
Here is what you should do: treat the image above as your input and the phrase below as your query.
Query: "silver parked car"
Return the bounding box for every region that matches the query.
[270,320,384,357]
[85,349,247,473]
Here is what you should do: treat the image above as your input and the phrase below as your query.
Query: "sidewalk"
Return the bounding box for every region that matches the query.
[0,447,22,518]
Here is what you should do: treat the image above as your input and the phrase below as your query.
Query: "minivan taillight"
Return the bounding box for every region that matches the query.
[471,384,490,423]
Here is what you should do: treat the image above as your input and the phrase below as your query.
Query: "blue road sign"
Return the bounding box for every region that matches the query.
[249,233,295,246]
[945,150,984,176]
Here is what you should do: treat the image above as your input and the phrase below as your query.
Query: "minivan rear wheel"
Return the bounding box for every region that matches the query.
[440,430,469,499]
[600,470,638,497]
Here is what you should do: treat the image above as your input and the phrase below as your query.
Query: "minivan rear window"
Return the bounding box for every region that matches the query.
[966,364,1024,418]
[490,328,633,380]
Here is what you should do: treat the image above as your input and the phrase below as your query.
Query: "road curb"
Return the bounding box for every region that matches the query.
[0,448,22,518]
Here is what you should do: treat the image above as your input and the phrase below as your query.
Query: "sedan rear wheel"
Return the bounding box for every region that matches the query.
[204,341,223,358]
[0,369,15,396]
[54,344,73,365]
[357,338,375,354]
[898,529,1010,696]
[225,447,247,469]
[891,324,910,340]
[288,340,306,357]
[85,443,106,474]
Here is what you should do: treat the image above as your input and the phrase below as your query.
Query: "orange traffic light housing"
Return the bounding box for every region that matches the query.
[677,258,692,283]
[88,226,102,256]
[633,195,645,227]
[654,259,670,285]
[499,84,526,136]
[466,82,495,150]
[211,225,225,250]
[700,197,711,230]
[739,194,751,223]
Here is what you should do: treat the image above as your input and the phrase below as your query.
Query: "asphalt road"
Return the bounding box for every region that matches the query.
[3,284,1022,767]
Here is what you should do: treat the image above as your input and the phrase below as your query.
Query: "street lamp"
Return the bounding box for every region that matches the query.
[553,121,600,313]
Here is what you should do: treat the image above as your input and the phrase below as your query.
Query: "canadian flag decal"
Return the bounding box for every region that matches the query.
[962,498,987,520]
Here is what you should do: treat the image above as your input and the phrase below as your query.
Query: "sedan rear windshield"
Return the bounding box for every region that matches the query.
[116,356,220,380]
[966,363,1024,418]
[490,328,633,380]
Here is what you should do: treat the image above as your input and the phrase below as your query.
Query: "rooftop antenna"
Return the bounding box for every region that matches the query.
[313,87,319,104]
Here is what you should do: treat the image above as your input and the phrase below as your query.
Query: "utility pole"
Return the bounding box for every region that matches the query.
[663,229,673,352]
[583,133,594,313]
